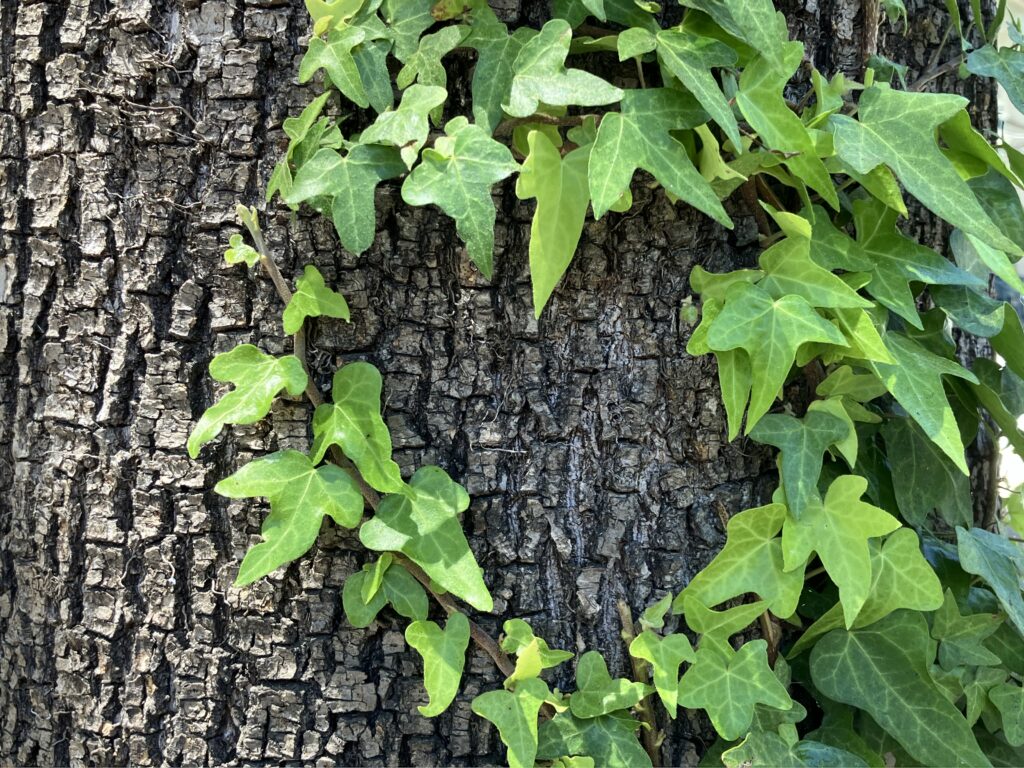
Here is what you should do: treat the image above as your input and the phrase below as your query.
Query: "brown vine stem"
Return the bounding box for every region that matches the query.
[245,219,515,680]
[908,56,963,93]
[617,600,661,767]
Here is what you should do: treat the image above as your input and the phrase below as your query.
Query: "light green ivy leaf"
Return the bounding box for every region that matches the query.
[628,631,695,717]
[283,265,350,334]
[396,26,465,122]
[380,0,434,62]
[360,84,448,168]
[569,651,651,719]
[472,678,551,768]
[406,612,471,717]
[680,595,768,658]
[225,233,260,267]
[723,731,869,768]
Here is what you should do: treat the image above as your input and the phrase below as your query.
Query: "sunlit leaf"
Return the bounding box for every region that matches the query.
[406,612,471,716]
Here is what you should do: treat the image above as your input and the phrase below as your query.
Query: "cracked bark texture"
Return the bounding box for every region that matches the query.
[0,1,998,766]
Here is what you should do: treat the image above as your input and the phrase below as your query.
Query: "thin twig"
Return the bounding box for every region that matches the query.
[908,56,963,92]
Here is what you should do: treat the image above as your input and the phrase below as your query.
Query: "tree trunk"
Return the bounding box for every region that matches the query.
[0,1,997,766]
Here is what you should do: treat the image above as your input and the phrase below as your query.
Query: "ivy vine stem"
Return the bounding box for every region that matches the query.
[617,600,662,766]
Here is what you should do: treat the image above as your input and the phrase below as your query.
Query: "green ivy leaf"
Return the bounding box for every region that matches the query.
[589,89,730,225]
[757,236,873,310]
[501,619,574,684]
[967,45,1024,116]
[706,282,846,432]
[361,84,448,168]
[311,361,406,494]
[782,475,901,627]
[569,651,651,719]
[957,526,1024,637]
[472,678,551,768]
[360,465,493,611]
[343,560,430,626]
[342,567,388,626]
[225,233,261,267]
[810,610,990,767]
[353,38,394,113]
[723,731,869,768]
[516,129,591,317]
[748,409,850,518]
[287,145,406,255]
[950,230,1024,297]
[464,9,536,133]
[830,84,1021,256]
[402,116,519,278]
[305,0,363,29]
[678,640,793,741]
[679,0,786,72]
[536,710,651,768]
[676,503,805,618]
[406,612,471,717]
[990,683,1024,747]
[381,0,434,62]
[187,346,308,458]
[639,593,673,632]
[396,25,464,118]
[680,595,767,658]
[931,589,1004,669]
[216,450,364,585]
[505,19,623,118]
[300,27,372,108]
[282,265,350,334]
[628,631,695,717]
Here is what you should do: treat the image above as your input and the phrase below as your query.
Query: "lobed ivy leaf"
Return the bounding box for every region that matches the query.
[282,265,350,334]
[536,710,651,768]
[931,589,1004,670]
[933,284,1006,338]
[957,526,1024,637]
[406,612,471,717]
[360,465,493,611]
[360,84,448,168]
[299,27,371,108]
[516,129,591,317]
[216,450,364,586]
[343,560,430,627]
[810,610,990,767]
[463,7,536,133]
[782,475,901,627]
[628,631,695,717]
[472,678,551,768]
[990,683,1024,747]
[402,116,519,278]
[678,640,794,741]
[311,361,406,494]
[723,731,869,768]
[187,345,308,458]
[396,26,464,120]
[225,233,261,267]
[501,618,574,685]
[757,236,873,310]
[679,0,786,72]
[676,503,805,618]
[639,593,673,632]
[381,0,434,62]
[589,89,730,225]
[504,19,623,118]
[305,0,362,29]
[353,38,394,114]
[569,651,651,719]
[680,595,767,658]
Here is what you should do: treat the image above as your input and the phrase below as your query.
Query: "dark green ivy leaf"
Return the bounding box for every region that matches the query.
[537,710,651,768]
[957,526,1024,638]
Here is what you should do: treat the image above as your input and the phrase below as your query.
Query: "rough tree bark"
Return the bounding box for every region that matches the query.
[0,1,999,766]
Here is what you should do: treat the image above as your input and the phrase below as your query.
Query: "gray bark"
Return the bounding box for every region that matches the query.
[0,1,996,766]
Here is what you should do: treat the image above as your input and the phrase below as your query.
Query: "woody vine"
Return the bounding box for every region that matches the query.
[189,0,1024,765]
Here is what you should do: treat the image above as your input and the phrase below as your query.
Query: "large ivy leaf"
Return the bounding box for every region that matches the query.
[516,129,591,317]
[589,89,730,225]
[723,731,869,768]
[187,345,308,458]
[536,710,651,768]
[216,450,364,586]
[464,7,536,133]
[748,409,849,518]
[361,84,448,168]
[831,84,1021,256]
[360,465,493,611]
[782,475,901,627]
[402,116,519,278]
[505,19,623,117]
[931,589,1004,669]
[676,503,806,618]
[406,612,471,717]
[472,678,551,768]
[282,265,350,334]
[967,44,1024,115]
[866,332,977,474]
[299,27,371,108]
[678,640,793,741]
[311,361,406,494]
[810,610,990,767]
[680,595,767,658]
[569,651,650,719]
[287,145,406,255]
[678,0,786,71]
[957,526,1024,637]
[628,631,695,717]
[706,283,847,432]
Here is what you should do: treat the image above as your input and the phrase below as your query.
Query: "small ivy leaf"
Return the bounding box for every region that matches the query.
[676,503,806,618]
[931,590,1004,670]
[941,110,1022,188]
[360,466,493,612]
[866,332,977,475]
[363,552,393,602]
[463,8,536,133]
[805,700,887,767]
[401,116,519,278]
[569,651,651,719]
[617,27,656,60]
[187,346,308,458]
[806,398,858,466]
[810,610,990,767]
[957,526,1024,638]
[267,92,337,202]
[504,19,623,118]
[342,568,388,627]
[299,27,371,108]
[216,450,365,586]
[472,678,550,768]
[516,129,591,317]
[282,265,350,334]
[305,0,363,29]
[360,84,448,168]
[405,612,471,717]
[723,731,869,768]
[225,233,260,267]
[501,618,574,681]
[678,640,793,741]
[706,282,847,433]
[757,236,873,310]
[311,361,406,494]
[343,557,430,626]
[381,561,430,620]
[680,595,768,658]
[680,0,786,70]
[933,285,1006,338]
[990,683,1024,747]
[628,631,695,717]
[689,266,763,304]
[748,408,850,518]
[589,89,730,226]
[638,593,673,632]
[816,365,886,403]
[831,85,1022,256]
[655,31,741,149]
[396,25,465,123]
[716,348,752,443]
[287,145,406,255]
[536,710,651,768]
[967,45,1024,116]
[381,0,435,62]
[960,667,1008,729]
[781,475,901,628]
